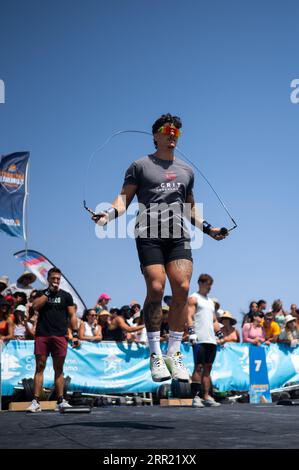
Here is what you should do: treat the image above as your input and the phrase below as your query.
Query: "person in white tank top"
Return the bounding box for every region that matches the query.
[187,273,223,407]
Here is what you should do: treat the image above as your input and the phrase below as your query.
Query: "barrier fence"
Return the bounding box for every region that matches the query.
[0,340,299,397]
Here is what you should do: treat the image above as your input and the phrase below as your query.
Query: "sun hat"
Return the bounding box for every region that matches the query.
[0,276,9,287]
[98,310,112,317]
[219,310,237,325]
[285,315,297,325]
[17,271,37,284]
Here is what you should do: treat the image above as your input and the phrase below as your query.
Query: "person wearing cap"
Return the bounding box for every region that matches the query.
[4,271,37,298]
[94,293,111,315]
[12,305,32,340]
[278,315,299,347]
[242,311,266,345]
[0,299,14,341]
[218,311,240,344]
[261,312,281,344]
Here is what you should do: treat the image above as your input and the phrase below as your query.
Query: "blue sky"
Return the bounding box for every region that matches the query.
[1,0,299,326]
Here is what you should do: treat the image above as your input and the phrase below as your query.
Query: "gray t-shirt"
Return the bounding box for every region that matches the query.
[123,154,194,238]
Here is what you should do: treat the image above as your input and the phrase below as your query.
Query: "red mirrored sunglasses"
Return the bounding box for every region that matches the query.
[157,124,181,138]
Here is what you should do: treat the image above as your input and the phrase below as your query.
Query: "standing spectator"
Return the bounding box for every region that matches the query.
[262,312,281,343]
[278,315,299,347]
[0,276,9,298]
[94,293,111,315]
[187,273,223,408]
[271,299,286,329]
[0,299,14,341]
[5,271,37,297]
[26,267,80,413]
[290,304,298,316]
[218,311,240,344]
[242,312,266,345]
[257,299,267,316]
[242,301,259,326]
[79,309,102,342]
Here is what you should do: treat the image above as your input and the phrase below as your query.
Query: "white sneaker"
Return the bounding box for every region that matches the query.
[26,399,42,413]
[192,395,204,408]
[164,352,190,382]
[202,396,221,407]
[150,353,171,382]
[55,399,72,411]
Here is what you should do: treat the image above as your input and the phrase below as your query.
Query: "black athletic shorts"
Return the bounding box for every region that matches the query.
[193,343,217,365]
[135,237,193,268]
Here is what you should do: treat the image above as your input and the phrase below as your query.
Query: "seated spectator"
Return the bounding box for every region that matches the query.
[4,271,36,297]
[0,298,14,341]
[13,305,32,340]
[94,293,111,315]
[79,309,102,342]
[278,315,299,347]
[160,305,170,342]
[0,276,9,297]
[242,301,259,326]
[257,299,267,316]
[262,312,281,343]
[242,311,266,345]
[102,307,144,342]
[218,311,240,343]
[271,299,286,329]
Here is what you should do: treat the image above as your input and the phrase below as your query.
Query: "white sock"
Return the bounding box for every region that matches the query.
[167,330,183,356]
[147,331,162,356]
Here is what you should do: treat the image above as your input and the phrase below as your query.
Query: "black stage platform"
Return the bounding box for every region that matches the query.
[0,403,298,449]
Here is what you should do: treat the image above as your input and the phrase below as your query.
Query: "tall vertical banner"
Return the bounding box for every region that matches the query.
[0,152,29,239]
[249,344,272,403]
[14,250,87,318]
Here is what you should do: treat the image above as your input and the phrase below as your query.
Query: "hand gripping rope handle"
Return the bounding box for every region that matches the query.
[83,129,238,233]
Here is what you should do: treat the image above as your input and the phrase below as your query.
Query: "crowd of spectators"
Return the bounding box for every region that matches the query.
[1,273,299,348]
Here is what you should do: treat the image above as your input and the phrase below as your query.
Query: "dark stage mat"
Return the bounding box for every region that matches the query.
[0,404,298,449]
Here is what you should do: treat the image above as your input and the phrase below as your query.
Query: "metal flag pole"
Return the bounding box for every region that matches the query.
[23,160,30,268]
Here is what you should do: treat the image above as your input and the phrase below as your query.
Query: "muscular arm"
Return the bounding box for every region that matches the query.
[67,305,79,332]
[185,192,204,231]
[32,294,48,312]
[111,184,138,215]
[187,296,197,327]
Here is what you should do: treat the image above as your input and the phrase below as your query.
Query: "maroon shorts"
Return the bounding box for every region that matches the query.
[34,336,68,357]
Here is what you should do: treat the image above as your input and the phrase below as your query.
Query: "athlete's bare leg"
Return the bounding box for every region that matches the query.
[142,264,166,332]
[52,356,66,398]
[166,259,193,331]
[33,355,47,398]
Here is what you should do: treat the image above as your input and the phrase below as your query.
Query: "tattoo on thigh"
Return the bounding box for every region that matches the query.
[143,301,162,332]
[174,259,193,277]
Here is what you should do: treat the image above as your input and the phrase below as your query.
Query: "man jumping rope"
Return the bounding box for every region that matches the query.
[92,113,228,382]
[27,267,80,412]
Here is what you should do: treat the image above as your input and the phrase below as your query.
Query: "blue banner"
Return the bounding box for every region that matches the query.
[1,341,299,396]
[249,344,272,403]
[0,152,29,239]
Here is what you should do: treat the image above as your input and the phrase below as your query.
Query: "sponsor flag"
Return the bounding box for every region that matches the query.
[0,152,29,239]
[14,249,87,318]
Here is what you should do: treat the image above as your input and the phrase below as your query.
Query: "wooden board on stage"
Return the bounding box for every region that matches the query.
[8,401,57,411]
[160,398,193,406]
